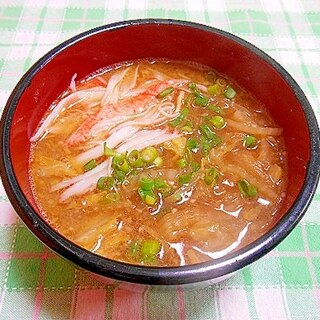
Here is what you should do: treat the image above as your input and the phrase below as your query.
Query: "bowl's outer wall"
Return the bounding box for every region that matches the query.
[1,20,318,285]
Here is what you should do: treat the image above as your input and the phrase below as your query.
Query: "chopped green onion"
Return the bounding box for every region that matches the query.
[154,178,170,192]
[153,156,163,167]
[138,188,157,206]
[138,188,147,199]
[97,176,115,190]
[129,239,161,264]
[127,149,139,162]
[177,158,188,168]
[153,178,165,189]
[184,93,194,107]
[104,143,118,157]
[169,107,190,127]
[180,107,190,117]
[127,150,144,168]
[208,104,224,115]
[199,124,216,140]
[141,147,158,163]
[178,173,193,186]
[140,177,154,191]
[199,125,222,148]
[243,135,257,148]
[224,85,236,99]
[188,82,197,90]
[129,240,140,256]
[84,159,97,172]
[191,161,201,172]
[210,115,225,129]
[194,95,209,107]
[200,135,222,157]
[141,240,161,257]
[186,138,199,153]
[103,192,120,203]
[201,140,211,157]
[188,82,202,96]
[207,84,219,95]
[139,177,170,194]
[145,194,157,206]
[180,119,194,132]
[113,169,126,182]
[238,179,258,197]
[179,120,193,133]
[204,168,219,185]
[119,160,130,173]
[112,154,124,167]
[112,154,123,166]
[211,135,222,147]
[138,177,159,206]
[156,86,174,99]
[181,126,193,133]
[173,193,183,202]
[112,155,130,173]
[138,187,153,198]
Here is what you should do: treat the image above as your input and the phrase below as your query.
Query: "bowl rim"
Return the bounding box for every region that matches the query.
[1,18,320,285]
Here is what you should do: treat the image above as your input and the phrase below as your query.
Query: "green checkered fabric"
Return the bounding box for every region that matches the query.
[0,1,320,319]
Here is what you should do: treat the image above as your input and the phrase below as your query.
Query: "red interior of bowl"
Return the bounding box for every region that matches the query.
[10,22,310,221]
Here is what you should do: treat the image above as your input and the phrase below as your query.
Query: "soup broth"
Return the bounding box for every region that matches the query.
[29,60,287,266]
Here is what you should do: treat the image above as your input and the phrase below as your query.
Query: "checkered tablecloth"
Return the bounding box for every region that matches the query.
[0,1,320,319]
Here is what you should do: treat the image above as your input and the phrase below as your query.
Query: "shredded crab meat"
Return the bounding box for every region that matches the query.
[30,87,105,142]
[118,129,166,152]
[119,65,140,100]
[59,161,112,202]
[90,104,157,138]
[51,160,111,192]
[66,79,187,147]
[111,113,167,131]
[144,67,171,81]
[90,115,132,135]
[91,88,184,138]
[101,67,130,106]
[123,79,159,97]
[158,102,179,118]
[107,103,166,133]
[77,98,182,164]
[76,125,140,164]
[176,90,184,112]
[117,129,182,153]
[70,73,77,92]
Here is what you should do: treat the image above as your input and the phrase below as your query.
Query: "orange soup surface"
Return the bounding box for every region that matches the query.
[29,60,287,266]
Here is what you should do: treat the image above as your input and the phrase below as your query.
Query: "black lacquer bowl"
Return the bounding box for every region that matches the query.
[1,19,319,286]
